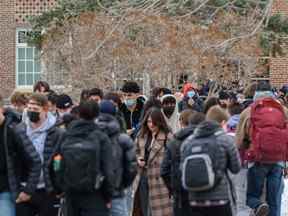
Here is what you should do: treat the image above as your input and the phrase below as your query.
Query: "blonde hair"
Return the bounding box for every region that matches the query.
[206,105,229,124]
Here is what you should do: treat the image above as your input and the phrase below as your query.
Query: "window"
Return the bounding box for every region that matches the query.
[16,29,41,87]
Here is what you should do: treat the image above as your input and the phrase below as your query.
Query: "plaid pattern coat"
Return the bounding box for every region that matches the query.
[132,131,173,216]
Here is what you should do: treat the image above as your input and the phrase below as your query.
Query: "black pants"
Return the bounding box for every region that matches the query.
[190,203,233,216]
[65,191,110,216]
[16,189,60,216]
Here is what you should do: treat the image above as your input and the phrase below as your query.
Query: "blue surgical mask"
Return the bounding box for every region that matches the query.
[187,91,195,98]
[125,99,136,108]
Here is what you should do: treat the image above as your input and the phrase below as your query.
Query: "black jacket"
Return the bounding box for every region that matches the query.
[119,99,144,131]
[178,96,203,112]
[62,119,115,200]
[15,122,63,194]
[161,126,196,210]
[96,114,137,198]
[2,110,42,198]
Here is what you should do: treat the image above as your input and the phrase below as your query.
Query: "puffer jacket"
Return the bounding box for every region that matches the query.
[15,118,64,194]
[96,114,137,198]
[181,121,241,214]
[3,109,42,198]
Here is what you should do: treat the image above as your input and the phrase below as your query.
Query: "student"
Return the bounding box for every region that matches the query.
[0,94,41,216]
[161,110,205,216]
[132,108,173,216]
[59,101,114,216]
[16,93,63,216]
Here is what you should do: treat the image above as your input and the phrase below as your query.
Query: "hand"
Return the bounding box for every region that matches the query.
[16,192,31,204]
[106,202,112,209]
[127,129,135,136]
[137,157,146,168]
[188,98,195,106]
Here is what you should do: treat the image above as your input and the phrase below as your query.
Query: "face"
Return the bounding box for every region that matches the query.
[147,117,158,133]
[162,102,176,118]
[47,101,57,113]
[123,92,138,109]
[89,95,101,104]
[27,100,47,123]
[219,99,229,108]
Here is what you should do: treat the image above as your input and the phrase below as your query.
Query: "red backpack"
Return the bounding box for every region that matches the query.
[246,98,288,162]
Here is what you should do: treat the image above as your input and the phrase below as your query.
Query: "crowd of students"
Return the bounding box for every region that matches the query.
[0,79,288,216]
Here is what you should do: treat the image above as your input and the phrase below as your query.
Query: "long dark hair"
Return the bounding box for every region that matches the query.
[139,107,170,138]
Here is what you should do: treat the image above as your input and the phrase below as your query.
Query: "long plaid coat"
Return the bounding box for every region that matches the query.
[132,132,173,216]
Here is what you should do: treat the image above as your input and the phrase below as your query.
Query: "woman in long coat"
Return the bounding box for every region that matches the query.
[132,108,173,216]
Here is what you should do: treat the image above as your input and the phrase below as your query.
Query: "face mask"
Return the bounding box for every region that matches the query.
[27,111,40,123]
[125,99,136,108]
[163,106,175,118]
[187,91,195,98]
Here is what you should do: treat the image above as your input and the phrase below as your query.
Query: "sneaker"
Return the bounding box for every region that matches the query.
[255,203,269,216]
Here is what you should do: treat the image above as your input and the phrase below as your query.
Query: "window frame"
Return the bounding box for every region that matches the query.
[16,28,42,88]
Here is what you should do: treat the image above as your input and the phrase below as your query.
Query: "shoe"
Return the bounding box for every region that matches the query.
[255,203,269,216]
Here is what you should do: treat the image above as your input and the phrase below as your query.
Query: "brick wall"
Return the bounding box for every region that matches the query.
[270,0,288,87]
[270,58,288,87]
[0,0,16,98]
[0,0,57,98]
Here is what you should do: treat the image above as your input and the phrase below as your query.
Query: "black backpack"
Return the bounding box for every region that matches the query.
[57,130,104,193]
[181,131,224,192]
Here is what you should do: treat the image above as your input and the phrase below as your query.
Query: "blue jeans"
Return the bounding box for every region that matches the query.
[111,197,128,216]
[0,192,15,216]
[247,163,283,216]
[276,177,284,216]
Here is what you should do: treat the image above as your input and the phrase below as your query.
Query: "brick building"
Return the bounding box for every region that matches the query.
[0,0,287,98]
[0,0,56,98]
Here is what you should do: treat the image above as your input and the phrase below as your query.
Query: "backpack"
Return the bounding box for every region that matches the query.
[181,131,224,192]
[56,130,104,193]
[246,98,288,162]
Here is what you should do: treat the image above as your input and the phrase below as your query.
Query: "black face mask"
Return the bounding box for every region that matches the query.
[27,111,40,123]
[163,106,175,118]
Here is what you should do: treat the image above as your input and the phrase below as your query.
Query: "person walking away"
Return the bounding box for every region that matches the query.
[161,110,205,216]
[54,101,115,216]
[181,119,241,216]
[96,100,137,216]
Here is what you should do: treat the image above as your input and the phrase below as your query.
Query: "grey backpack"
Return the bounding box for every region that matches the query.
[181,130,224,192]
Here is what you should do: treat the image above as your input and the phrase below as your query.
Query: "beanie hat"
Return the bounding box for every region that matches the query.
[99,100,116,115]
[56,94,73,109]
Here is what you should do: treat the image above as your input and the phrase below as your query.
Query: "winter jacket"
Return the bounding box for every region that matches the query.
[119,99,144,131]
[178,96,203,113]
[181,121,241,214]
[95,114,137,198]
[15,117,64,194]
[61,119,115,200]
[3,110,42,198]
[161,126,196,214]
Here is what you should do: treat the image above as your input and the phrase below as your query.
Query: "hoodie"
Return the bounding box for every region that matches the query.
[161,94,180,134]
[26,112,56,188]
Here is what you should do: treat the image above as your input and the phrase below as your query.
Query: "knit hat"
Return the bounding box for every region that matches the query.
[56,94,73,109]
[99,100,116,115]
